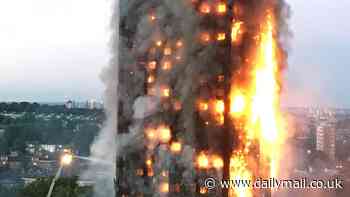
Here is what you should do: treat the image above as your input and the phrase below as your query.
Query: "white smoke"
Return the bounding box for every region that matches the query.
[80,0,119,197]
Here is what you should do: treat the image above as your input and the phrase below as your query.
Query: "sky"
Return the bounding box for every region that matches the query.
[0,0,349,107]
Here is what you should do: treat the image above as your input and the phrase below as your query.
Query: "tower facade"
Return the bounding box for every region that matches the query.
[115,0,290,197]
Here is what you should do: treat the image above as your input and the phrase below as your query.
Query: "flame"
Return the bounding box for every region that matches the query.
[173,100,182,111]
[176,40,183,48]
[229,153,253,197]
[231,21,243,44]
[148,61,157,70]
[159,182,169,193]
[147,75,155,83]
[149,14,156,21]
[156,40,163,47]
[216,2,227,14]
[162,60,172,71]
[199,2,211,14]
[230,91,246,116]
[200,32,211,43]
[161,170,169,177]
[147,167,154,177]
[146,159,152,166]
[214,99,225,114]
[252,12,284,178]
[229,10,286,196]
[158,125,171,143]
[145,127,157,140]
[196,152,210,169]
[160,86,171,98]
[170,141,182,154]
[198,101,209,111]
[211,155,224,169]
[217,32,226,41]
[164,47,172,55]
[200,187,208,194]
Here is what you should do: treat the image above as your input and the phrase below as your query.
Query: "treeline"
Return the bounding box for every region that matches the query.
[0,102,106,156]
[0,102,104,115]
[0,116,100,156]
[0,176,92,197]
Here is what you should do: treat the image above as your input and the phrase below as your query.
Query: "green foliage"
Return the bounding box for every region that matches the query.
[19,176,92,197]
[0,185,20,197]
[0,102,104,155]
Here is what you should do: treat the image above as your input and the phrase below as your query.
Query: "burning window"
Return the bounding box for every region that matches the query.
[164,47,172,55]
[231,21,244,44]
[196,152,209,169]
[162,60,172,71]
[159,182,169,193]
[147,75,155,83]
[230,91,246,116]
[161,170,169,177]
[216,2,226,14]
[211,155,224,169]
[214,99,225,114]
[176,40,183,48]
[161,86,171,98]
[136,169,144,176]
[145,127,157,140]
[158,125,171,143]
[173,100,182,111]
[148,61,157,70]
[200,187,208,194]
[170,141,182,154]
[200,32,211,43]
[217,32,226,41]
[199,2,211,14]
[145,159,152,166]
[155,40,163,47]
[147,168,154,177]
[149,13,156,21]
[198,101,209,111]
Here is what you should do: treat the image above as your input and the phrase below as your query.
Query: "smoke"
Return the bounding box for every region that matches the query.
[82,0,295,196]
[80,1,119,197]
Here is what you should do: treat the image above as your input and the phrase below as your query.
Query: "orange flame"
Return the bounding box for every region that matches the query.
[164,47,172,55]
[170,141,182,154]
[199,2,211,14]
[231,21,243,44]
[211,155,224,169]
[198,101,209,111]
[158,125,171,143]
[196,152,210,169]
[229,153,253,197]
[217,32,226,41]
[229,10,286,197]
[162,60,172,71]
[148,61,157,70]
[200,32,211,43]
[159,182,169,193]
[216,2,227,14]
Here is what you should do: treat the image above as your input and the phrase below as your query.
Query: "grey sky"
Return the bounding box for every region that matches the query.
[0,0,349,107]
[0,0,111,102]
[284,0,350,108]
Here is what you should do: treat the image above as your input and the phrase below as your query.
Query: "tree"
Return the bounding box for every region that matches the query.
[19,176,92,197]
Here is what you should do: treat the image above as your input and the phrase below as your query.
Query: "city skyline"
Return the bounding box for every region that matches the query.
[0,0,350,108]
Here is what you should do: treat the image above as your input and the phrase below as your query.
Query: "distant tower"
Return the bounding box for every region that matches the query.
[316,119,336,161]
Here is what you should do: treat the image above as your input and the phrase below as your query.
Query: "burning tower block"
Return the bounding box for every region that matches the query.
[116,0,290,197]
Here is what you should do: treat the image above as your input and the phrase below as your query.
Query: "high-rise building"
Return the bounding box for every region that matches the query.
[316,115,336,161]
[116,1,289,197]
